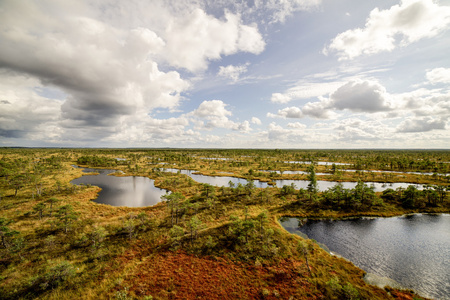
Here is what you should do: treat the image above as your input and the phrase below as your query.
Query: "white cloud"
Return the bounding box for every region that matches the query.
[397,117,447,132]
[163,10,265,72]
[333,118,392,142]
[287,122,306,129]
[218,63,250,82]
[302,98,336,119]
[268,122,290,140]
[0,0,267,143]
[192,100,232,118]
[190,99,250,131]
[274,107,304,118]
[329,79,392,112]
[426,68,450,84]
[251,117,262,125]
[262,0,322,23]
[0,0,192,134]
[233,120,252,133]
[325,0,450,60]
[103,114,192,145]
[270,79,393,119]
[267,122,306,142]
[0,72,62,140]
[270,81,345,103]
[270,93,292,104]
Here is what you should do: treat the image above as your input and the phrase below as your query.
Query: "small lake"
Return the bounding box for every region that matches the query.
[161,168,422,192]
[280,214,450,300]
[71,168,169,207]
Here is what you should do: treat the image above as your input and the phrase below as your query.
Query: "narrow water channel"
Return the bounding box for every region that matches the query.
[161,168,423,192]
[280,214,450,300]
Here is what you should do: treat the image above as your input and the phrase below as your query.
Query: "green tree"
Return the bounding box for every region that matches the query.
[307,164,318,201]
[188,216,203,243]
[433,185,447,204]
[123,214,136,240]
[169,225,185,248]
[245,180,256,196]
[90,226,107,250]
[202,183,215,198]
[403,185,418,208]
[40,260,76,290]
[33,202,46,220]
[56,205,79,233]
[0,217,19,249]
[297,240,312,277]
[352,180,376,208]
[9,174,27,197]
[47,197,60,217]
[162,192,185,227]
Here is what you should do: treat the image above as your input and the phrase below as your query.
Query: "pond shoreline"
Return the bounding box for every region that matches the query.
[278,214,450,299]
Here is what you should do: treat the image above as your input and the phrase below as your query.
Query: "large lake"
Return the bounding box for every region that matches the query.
[280,214,450,300]
[71,168,169,207]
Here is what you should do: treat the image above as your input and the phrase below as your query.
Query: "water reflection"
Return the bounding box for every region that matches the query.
[280,215,450,300]
[71,168,169,207]
[162,168,423,192]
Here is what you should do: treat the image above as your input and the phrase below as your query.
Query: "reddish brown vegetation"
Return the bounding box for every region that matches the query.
[119,249,316,300]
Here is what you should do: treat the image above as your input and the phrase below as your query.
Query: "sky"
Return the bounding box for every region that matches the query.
[1,0,450,149]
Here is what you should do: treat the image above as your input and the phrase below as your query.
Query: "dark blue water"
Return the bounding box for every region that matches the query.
[71,168,169,207]
[280,214,450,300]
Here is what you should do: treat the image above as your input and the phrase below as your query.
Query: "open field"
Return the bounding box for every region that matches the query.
[1,148,449,299]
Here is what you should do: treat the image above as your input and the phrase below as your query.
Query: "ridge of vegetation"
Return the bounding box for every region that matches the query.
[1,148,448,299]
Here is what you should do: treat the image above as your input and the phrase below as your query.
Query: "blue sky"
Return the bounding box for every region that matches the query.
[1,0,449,148]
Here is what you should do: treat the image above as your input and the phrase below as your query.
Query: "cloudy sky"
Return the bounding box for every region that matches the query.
[1,0,450,148]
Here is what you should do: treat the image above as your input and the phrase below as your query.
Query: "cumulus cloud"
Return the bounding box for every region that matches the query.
[397,117,447,132]
[287,122,306,129]
[268,79,398,121]
[267,122,305,142]
[270,81,344,103]
[269,101,335,120]
[206,0,321,24]
[192,100,232,118]
[259,0,322,23]
[0,0,267,143]
[0,0,193,135]
[325,0,450,59]
[233,120,252,133]
[251,117,262,125]
[426,68,450,84]
[273,107,303,118]
[270,93,292,104]
[329,80,392,112]
[333,118,391,142]
[189,100,254,133]
[0,72,62,140]
[302,99,336,119]
[102,114,192,145]
[164,10,264,72]
[268,122,290,140]
[218,63,250,82]
[189,99,235,130]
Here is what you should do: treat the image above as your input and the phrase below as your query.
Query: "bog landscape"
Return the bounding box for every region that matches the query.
[2,2,450,299]
[1,148,449,299]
